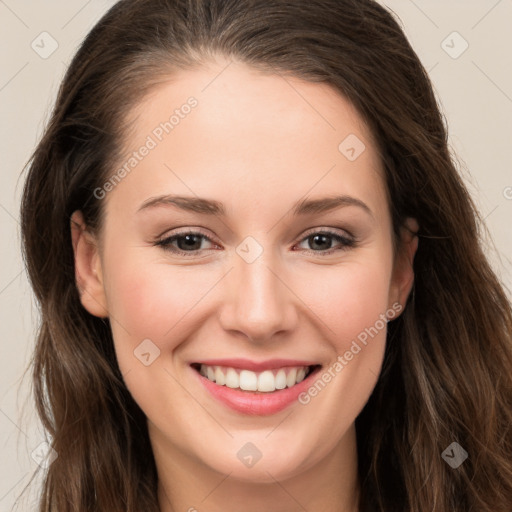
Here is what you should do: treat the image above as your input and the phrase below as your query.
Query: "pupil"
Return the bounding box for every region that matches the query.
[310,234,330,250]
[179,234,201,250]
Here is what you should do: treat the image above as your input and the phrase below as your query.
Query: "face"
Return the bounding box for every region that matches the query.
[72,57,417,486]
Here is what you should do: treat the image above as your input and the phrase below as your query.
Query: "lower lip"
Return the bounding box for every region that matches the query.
[192,366,321,415]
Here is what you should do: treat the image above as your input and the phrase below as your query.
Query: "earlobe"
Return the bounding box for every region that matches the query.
[70,211,109,318]
[388,217,419,314]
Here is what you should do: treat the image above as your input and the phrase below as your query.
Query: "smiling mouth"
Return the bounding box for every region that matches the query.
[190,363,321,393]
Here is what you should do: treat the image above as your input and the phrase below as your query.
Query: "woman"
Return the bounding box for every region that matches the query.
[19,0,512,511]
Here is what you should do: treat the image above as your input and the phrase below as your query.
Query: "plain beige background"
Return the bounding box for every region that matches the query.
[1,1,511,510]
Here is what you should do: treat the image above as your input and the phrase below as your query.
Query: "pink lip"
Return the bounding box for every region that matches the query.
[191,358,318,372]
[191,364,321,416]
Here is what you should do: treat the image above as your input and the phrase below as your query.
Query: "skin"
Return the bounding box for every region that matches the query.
[71,56,418,512]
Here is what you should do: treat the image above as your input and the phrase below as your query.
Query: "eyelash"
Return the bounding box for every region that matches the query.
[154,227,357,257]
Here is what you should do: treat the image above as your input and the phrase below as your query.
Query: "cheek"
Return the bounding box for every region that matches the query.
[297,259,394,344]
[290,262,393,448]
[103,258,214,408]
[105,259,214,341]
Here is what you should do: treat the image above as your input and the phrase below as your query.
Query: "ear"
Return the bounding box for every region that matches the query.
[387,217,419,316]
[70,210,109,318]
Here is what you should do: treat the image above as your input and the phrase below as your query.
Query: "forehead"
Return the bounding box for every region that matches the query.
[105,58,388,223]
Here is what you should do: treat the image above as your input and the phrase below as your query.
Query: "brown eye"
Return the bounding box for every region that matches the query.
[295,230,356,255]
[155,231,217,256]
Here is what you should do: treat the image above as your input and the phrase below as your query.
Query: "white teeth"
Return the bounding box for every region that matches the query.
[214,366,225,385]
[286,368,297,388]
[198,364,313,392]
[275,369,287,389]
[239,370,258,391]
[257,370,276,392]
[225,368,239,389]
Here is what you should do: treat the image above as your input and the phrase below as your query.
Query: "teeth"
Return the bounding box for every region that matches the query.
[240,370,258,391]
[258,370,275,392]
[214,366,225,385]
[286,368,297,388]
[275,369,287,390]
[225,368,239,389]
[198,364,313,392]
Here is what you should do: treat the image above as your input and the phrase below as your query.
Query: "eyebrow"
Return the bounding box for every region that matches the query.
[138,194,373,218]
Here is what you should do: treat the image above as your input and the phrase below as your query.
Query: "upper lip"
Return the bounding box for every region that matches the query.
[191,358,319,372]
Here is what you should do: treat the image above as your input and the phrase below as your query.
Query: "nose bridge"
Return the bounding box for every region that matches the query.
[220,242,296,341]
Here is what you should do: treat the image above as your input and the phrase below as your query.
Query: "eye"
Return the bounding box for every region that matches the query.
[155,230,218,257]
[154,227,356,257]
[294,229,356,255]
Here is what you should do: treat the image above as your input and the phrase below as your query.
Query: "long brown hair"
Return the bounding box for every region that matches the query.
[19,0,512,510]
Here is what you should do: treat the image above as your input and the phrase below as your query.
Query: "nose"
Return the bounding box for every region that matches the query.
[218,249,298,343]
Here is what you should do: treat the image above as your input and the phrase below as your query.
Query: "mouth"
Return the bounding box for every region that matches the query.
[190,363,322,394]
